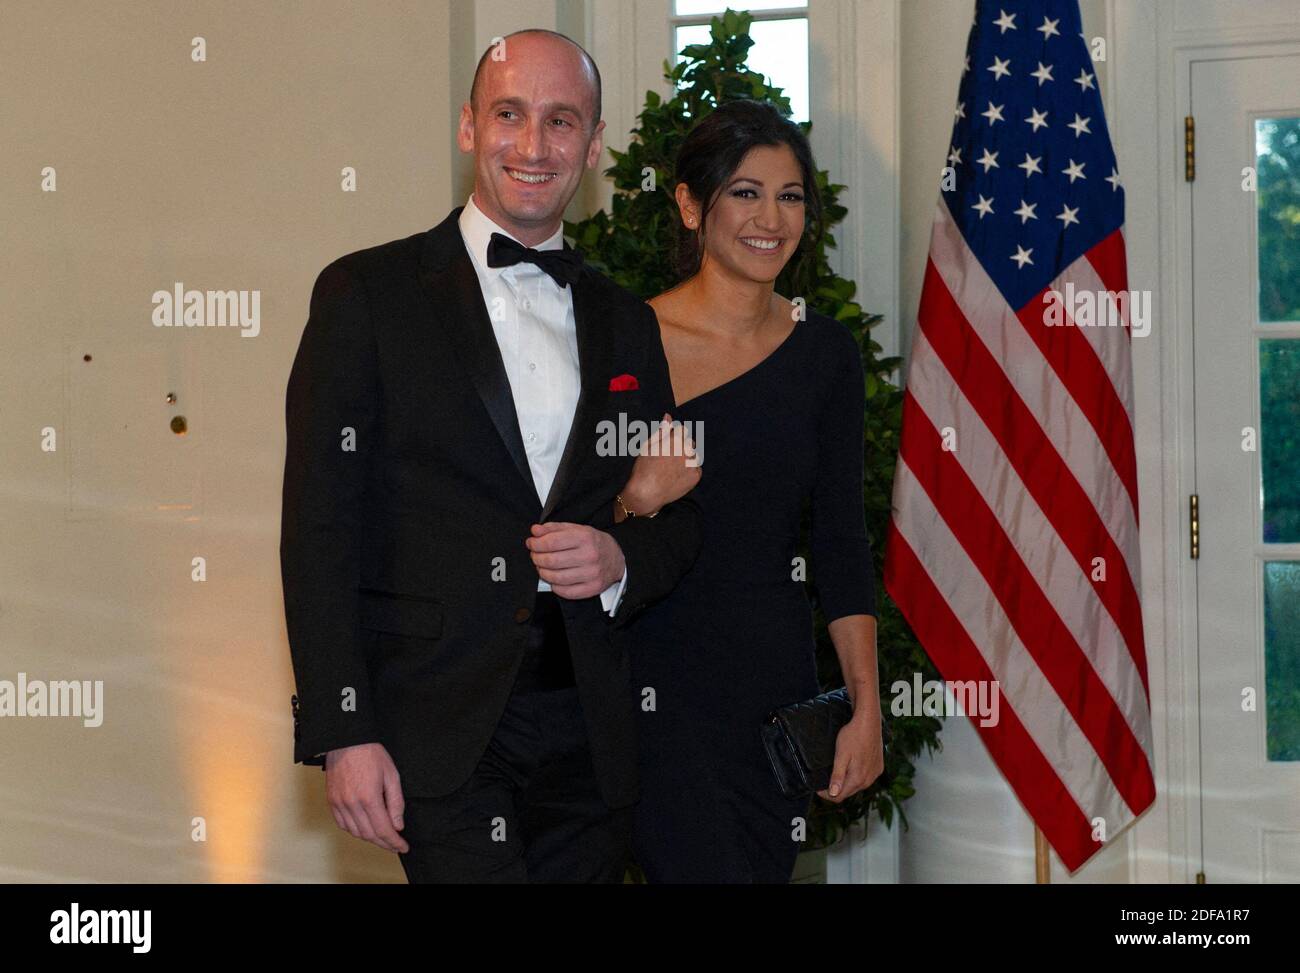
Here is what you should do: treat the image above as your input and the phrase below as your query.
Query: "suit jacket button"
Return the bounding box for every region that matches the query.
[514,607,531,623]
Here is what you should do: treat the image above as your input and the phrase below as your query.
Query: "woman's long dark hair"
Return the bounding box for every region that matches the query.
[671,99,824,280]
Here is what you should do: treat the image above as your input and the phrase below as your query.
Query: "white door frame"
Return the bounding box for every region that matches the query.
[1113,0,1300,883]
[1187,48,1300,882]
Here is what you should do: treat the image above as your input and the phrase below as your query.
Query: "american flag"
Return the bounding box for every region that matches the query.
[884,0,1155,873]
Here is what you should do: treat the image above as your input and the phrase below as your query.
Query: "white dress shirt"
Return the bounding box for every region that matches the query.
[458,196,626,616]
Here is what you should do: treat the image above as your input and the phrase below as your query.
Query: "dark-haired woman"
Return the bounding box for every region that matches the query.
[615,99,885,883]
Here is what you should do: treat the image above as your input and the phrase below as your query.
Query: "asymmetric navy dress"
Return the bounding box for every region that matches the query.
[628,308,877,883]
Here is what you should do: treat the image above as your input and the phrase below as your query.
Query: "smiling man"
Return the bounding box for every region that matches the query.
[280,29,702,883]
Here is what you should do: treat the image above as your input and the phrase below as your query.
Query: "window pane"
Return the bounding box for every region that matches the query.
[676,0,806,14]
[1259,339,1300,543]
[1256,117,1300,323]
[675,18,809,123]
[1262,562,1300,761]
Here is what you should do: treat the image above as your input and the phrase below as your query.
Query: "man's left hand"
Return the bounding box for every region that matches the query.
[527,522,625,599]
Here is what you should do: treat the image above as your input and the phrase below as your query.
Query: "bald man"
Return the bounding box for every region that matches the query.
[280,29,701,882]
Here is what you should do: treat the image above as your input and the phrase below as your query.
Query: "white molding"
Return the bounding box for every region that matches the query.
[809,0,902,364]
[585,0,676,217]
[809,0,901,882]
[813,0,902,883]
[1170,23,1300,49]
[1168,17,1202,888]
[825,814,902,884]
[1112,0,1200,888]
[472,0,559,51]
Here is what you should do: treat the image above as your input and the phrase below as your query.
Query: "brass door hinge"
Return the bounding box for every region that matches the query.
[1185,116,1195,181]
[1190,493,1199,559]
[1196,871,1206,883]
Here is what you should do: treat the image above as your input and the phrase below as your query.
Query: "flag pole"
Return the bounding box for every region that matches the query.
[1034,825,1050,883]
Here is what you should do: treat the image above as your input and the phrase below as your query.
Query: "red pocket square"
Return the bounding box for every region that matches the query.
[609,373,639,392]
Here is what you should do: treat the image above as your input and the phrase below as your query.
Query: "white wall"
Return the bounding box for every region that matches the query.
[0,0,452,882]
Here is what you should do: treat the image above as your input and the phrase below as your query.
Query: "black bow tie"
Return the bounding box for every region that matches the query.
[485,232,584,289]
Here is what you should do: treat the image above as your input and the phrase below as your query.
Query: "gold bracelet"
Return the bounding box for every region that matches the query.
[615,493,658,519]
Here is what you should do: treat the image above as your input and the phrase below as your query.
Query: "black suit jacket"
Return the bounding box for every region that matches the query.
[280,208,701,807]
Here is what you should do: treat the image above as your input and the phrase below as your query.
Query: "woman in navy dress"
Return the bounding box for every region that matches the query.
[615,100,885,882]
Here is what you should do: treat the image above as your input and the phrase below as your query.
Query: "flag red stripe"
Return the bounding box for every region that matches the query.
[1082,228,1131,314]
[917,257,1151,694]
[1016,278,1141,519]
[899,391,1156,812]
[884,522,1102,872]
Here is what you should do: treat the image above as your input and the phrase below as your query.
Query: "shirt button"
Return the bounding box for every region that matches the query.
[522,298,532,310]
[527,432,536,442]
[514,607,532,623]
[528,361,537,371]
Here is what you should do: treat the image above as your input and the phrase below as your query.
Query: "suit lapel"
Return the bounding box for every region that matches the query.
[418,209,538,504]
[540,263,613,521]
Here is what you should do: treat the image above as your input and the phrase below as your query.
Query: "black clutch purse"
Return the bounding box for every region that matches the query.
[761,687,891,799]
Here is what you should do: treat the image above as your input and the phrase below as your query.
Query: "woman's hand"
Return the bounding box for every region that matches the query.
[616,413,702,520]
[817,707,885,804]
[820,616,884,803]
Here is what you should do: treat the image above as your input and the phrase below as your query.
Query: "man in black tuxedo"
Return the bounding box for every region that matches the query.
[280,28,701,882]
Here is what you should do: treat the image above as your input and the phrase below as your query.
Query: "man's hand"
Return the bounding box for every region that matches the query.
[324,742,409,853]
[527,522,625,599]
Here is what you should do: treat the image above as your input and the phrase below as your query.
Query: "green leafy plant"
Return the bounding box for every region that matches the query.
[568,8,944,854]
